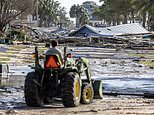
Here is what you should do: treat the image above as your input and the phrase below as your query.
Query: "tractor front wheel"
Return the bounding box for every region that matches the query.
[24,72,42,107]
[80,84,94,104]
[62,72,81,107]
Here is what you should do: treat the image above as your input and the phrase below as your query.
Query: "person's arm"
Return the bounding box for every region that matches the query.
[39,54,45,59]
[39,48,48,59]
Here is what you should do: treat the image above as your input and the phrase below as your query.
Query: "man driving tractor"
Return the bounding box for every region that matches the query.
[45,40,63,65]
[24,39,102,107]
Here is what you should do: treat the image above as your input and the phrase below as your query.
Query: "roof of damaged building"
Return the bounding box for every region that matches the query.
[69,23,150,37]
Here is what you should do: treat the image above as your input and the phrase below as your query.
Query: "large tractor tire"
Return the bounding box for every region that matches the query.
[62,72,81,107]
[24,72,42,107]
[80,84,94,104]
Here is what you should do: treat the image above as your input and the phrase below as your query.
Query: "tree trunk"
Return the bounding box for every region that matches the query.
[0,23,5,34]
[123,15,128,24]
[47,18,50,27]
[131,10,135,23]
[116,19,120,25]
[39,15,43,27]
[44,18,48,27]
[148,12,154,31]
[112,20,116,26]
[108,21,111,26]
[142,13,146,28]
[76,17,80,28]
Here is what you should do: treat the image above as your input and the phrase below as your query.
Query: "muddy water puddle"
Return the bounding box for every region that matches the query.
[0,65,32,87]
[0,86,24,109]
[0,66,32,109]
[102,77,154,94]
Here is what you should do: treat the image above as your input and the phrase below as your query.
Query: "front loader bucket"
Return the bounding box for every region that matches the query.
[92,80,103,99]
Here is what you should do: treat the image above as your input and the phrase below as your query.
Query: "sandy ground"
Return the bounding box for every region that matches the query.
[1,96,154,115]
[1,45,154,115]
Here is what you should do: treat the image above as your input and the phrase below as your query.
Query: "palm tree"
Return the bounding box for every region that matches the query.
[79,12,89,26]
[57,7,67,25]
[38,0,67,27]
[69,4,88,28]
[131,0,154,29]
[94,0,134,26]
[94,0,154,29]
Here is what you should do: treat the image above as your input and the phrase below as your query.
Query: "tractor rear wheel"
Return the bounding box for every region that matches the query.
[80,84,94,104]
[24,72,42,107]
[62,72,81,107]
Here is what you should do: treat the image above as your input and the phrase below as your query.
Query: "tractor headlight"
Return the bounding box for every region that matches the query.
[31,53,35,59]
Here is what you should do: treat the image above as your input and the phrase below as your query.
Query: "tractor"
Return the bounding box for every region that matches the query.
[24,46,103,107]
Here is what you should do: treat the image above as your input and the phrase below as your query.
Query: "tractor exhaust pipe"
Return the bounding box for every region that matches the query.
[63,46,67,68]
[35,46,39,68]
[64,46,67,60]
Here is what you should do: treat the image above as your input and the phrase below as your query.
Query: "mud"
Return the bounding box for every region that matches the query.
[1,46,154,114]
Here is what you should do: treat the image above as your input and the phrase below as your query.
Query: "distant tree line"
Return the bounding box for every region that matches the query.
[38,0,70,27]
[0,0,35,34]
[93,0,154,30]
[0,0,72,37]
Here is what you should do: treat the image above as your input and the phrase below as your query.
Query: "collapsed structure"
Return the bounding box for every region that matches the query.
[69,23,150,37]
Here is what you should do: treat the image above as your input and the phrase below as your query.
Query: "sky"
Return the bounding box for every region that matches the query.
[57,0,103,17]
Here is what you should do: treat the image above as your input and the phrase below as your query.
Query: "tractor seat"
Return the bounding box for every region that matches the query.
[44,55,63,69]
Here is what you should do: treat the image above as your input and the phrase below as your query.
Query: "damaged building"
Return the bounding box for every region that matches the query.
[69,23,151,38]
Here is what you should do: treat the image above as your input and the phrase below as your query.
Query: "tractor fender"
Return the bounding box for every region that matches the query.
[61,66,78,75]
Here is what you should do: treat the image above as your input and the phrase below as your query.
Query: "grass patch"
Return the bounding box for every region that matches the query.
[0,58,10,62]
[10,45,27,49]
[23,59,34,63]
[139,60,154,67]
[6,51,19,54]
[8,45,27,51]
[0,53,18,58]
[8,47,21,51]
[128,53,154,58]
[0,53,7,56]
